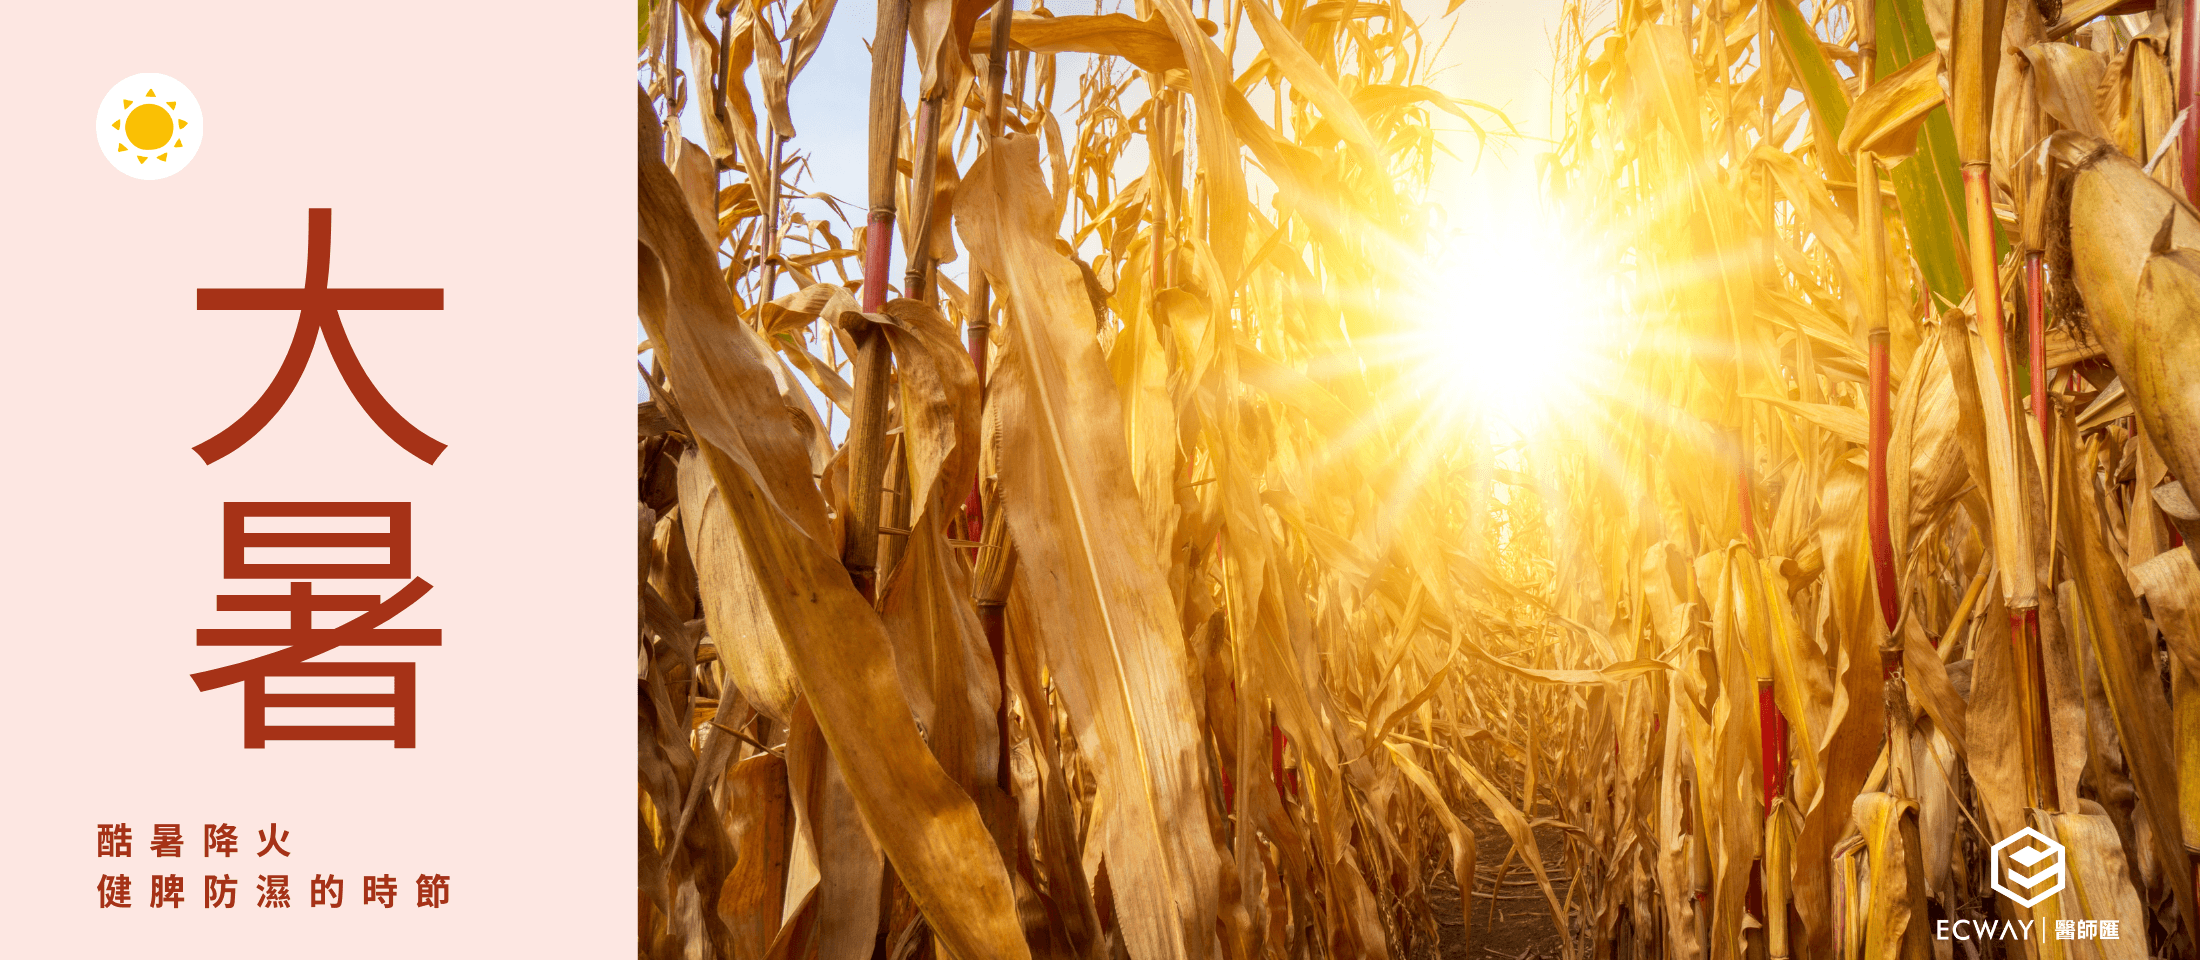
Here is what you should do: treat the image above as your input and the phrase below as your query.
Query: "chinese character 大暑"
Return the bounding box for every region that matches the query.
[204,823,237,857]
[204,874,236,909]
[363,874,398,909]
[415,873,449,908]
[256,874,291,908]
[311,873,344,908]
[150,824,183,858]
[192,208,445,465]
[150,875,185,908]
[256,824,290,857]
[192,503,440,747]
[97,823,131,858]
[97,874,131,908]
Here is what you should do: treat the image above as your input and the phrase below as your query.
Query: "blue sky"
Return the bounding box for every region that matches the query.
[719,0,1582,231]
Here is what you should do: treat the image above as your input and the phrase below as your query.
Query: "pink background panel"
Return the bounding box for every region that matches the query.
[0,3,633,956]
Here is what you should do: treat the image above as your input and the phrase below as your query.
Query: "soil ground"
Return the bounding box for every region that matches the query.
[1414,813,1579,960]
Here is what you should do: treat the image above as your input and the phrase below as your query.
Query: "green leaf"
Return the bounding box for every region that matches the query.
[1769,0,1853,181]
[1876,0,1992,308]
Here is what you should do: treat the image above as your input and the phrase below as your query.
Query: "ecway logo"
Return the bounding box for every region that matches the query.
[1990,827,2065,908]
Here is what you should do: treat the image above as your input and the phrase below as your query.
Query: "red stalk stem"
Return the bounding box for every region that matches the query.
[860,219,895,313]
[843,0,912,599]
[858,0,911,315]
[1867,332,1899,632]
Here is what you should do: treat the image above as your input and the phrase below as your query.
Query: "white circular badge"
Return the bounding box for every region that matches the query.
[95,74,203,180]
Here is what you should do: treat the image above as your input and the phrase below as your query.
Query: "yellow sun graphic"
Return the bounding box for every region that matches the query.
[111,88,187,164]
[96,73,203,180]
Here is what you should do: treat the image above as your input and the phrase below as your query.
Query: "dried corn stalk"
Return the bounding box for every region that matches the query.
[637,0,2200,958]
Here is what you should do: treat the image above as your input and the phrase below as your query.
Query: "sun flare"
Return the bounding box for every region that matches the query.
[1408,214,1606,432]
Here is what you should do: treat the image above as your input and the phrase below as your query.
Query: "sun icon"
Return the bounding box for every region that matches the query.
[96,73,203,180]
[116,91,185,161]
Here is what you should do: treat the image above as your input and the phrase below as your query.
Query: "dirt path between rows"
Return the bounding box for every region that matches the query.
[1417,814,1579,960]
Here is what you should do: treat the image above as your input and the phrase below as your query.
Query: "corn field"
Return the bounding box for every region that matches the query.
[635,0,2200,958]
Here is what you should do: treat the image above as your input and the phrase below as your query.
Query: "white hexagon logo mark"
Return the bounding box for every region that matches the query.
[1990,826,2065,907]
